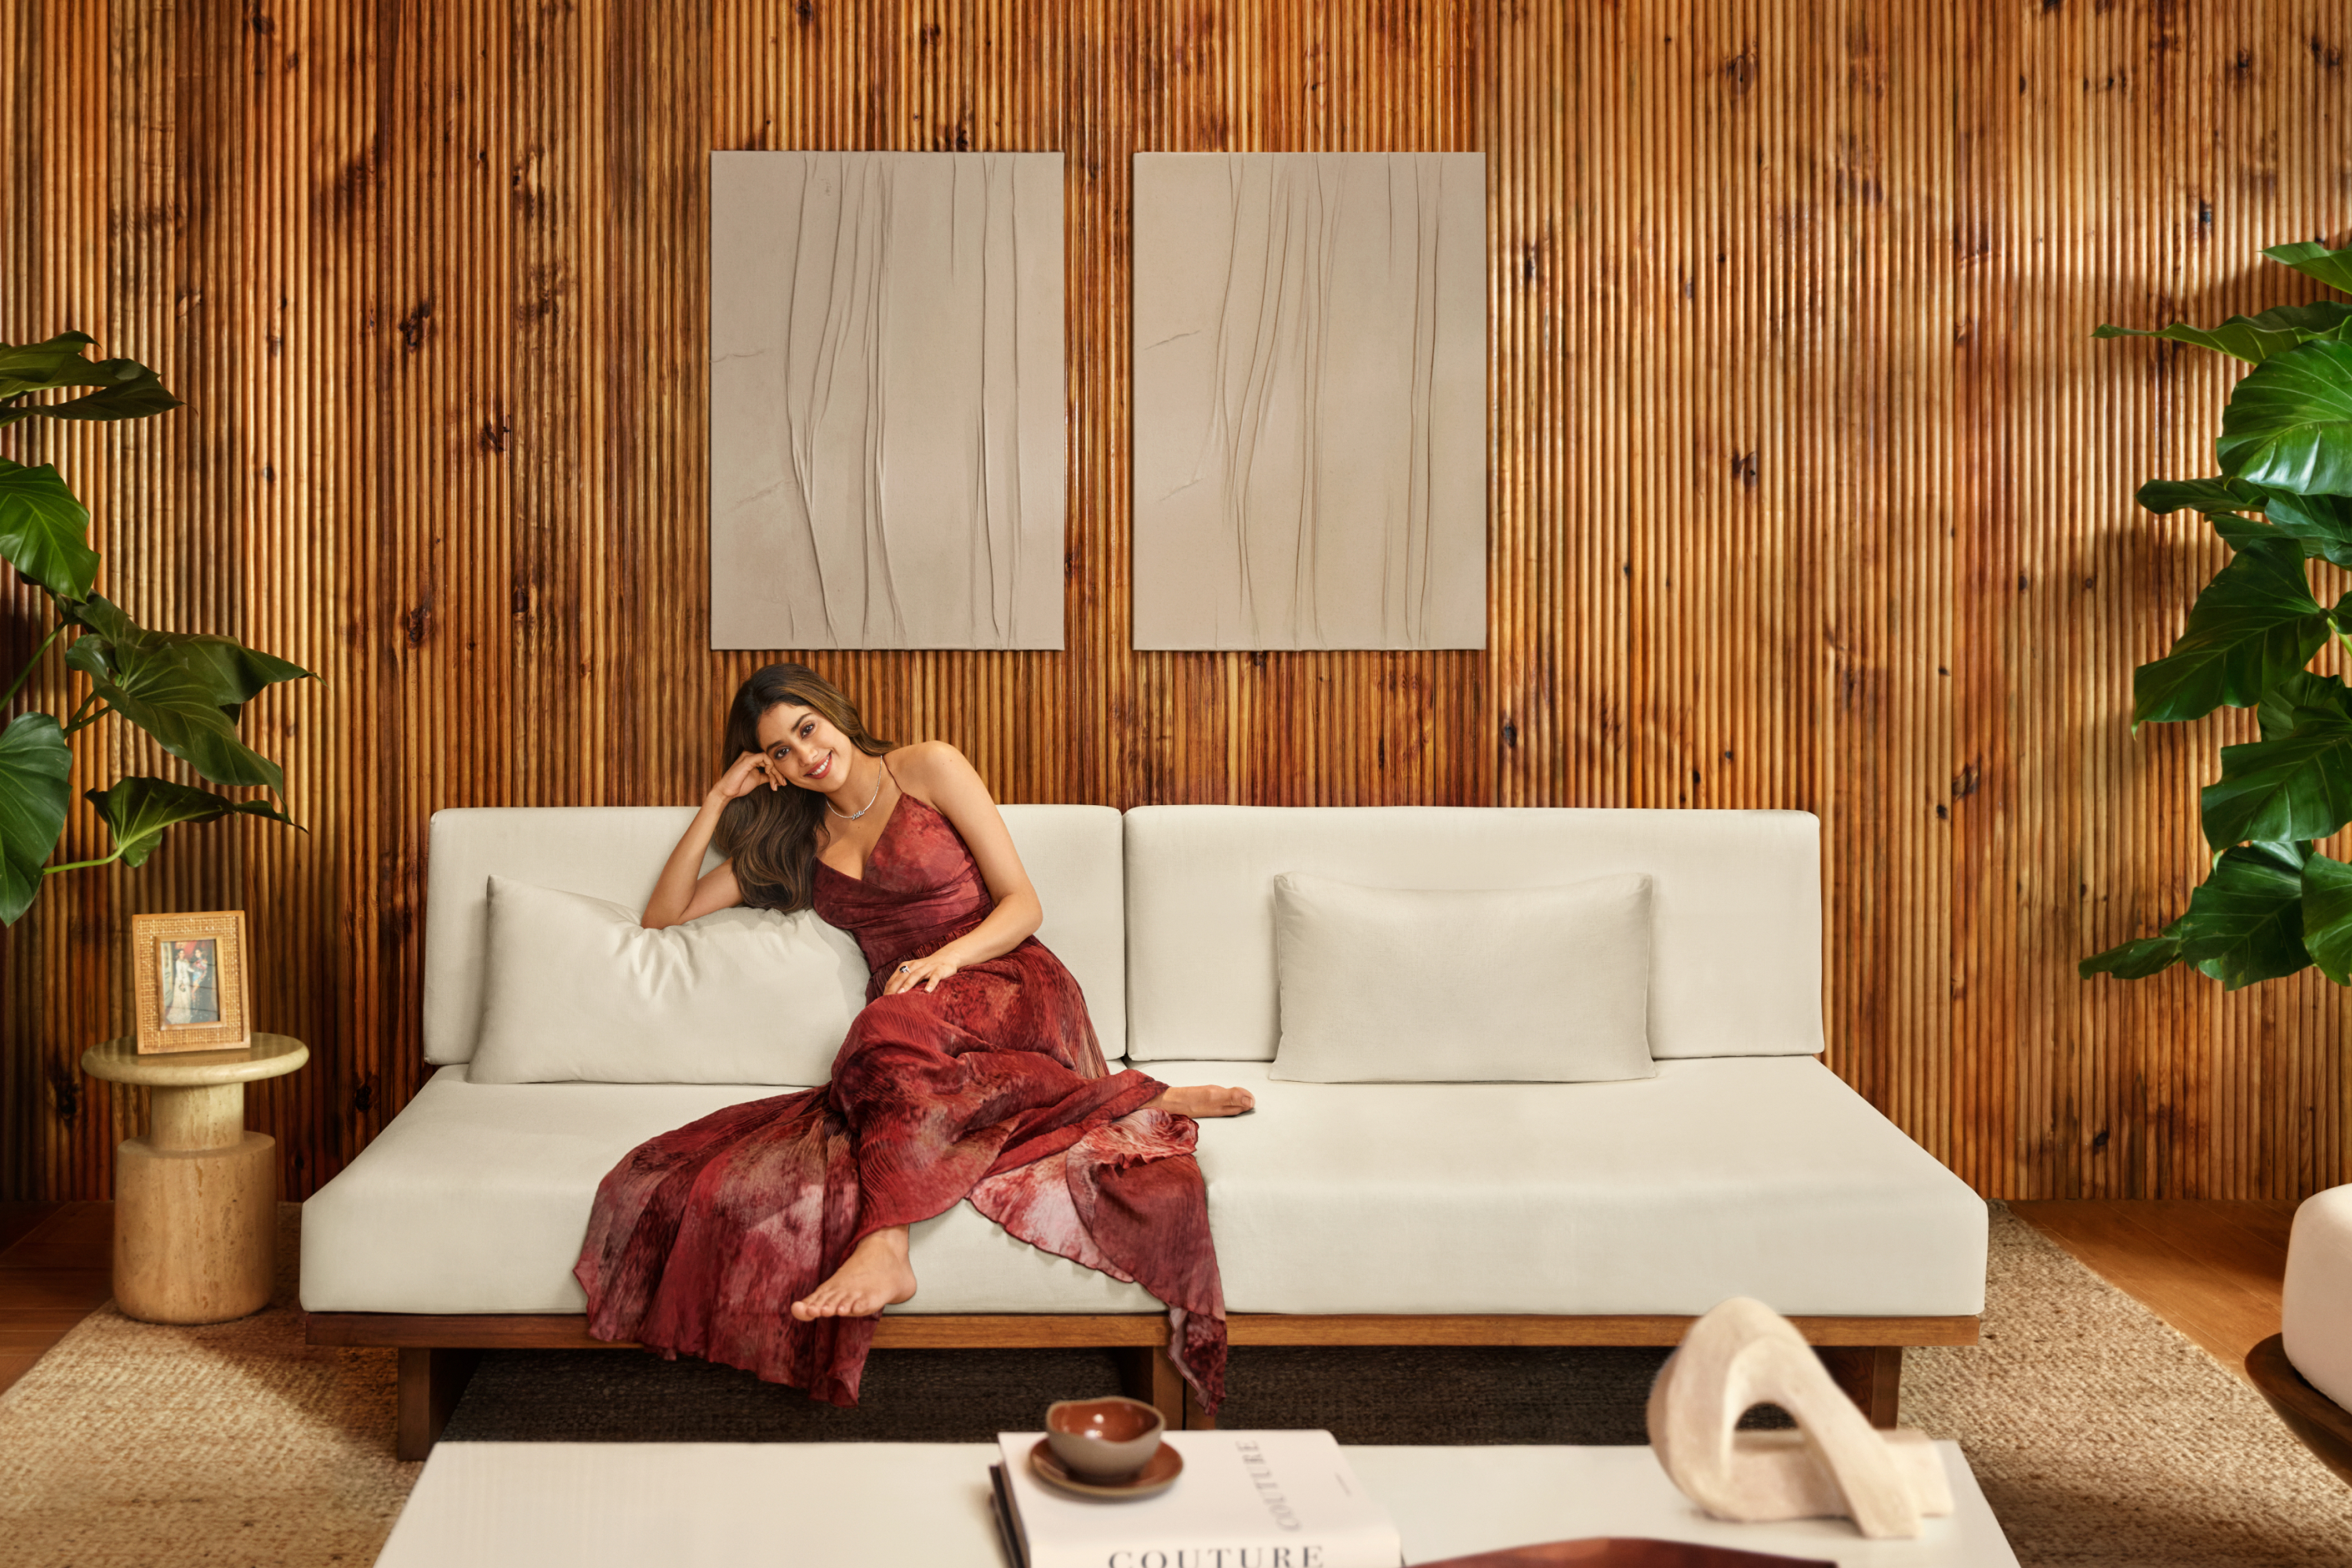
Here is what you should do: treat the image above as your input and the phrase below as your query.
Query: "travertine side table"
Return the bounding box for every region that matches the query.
[81,1032,308,1324]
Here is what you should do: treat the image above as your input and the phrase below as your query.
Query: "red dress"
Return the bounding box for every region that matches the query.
[573,793,1228,1409]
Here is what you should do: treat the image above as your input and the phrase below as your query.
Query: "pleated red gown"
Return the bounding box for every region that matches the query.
[573,793,1227,1409]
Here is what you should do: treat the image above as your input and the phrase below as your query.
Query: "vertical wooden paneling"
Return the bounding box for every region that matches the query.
[2,2,2348,1204]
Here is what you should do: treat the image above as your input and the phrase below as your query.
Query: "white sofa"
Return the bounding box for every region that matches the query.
[2248,1185,2352,1483]
[300,804,1987,1456]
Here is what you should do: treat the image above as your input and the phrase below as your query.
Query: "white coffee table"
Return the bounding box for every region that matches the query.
[373,1439,2016,1566]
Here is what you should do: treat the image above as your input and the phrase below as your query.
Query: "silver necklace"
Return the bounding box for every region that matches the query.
[825,761,886,821]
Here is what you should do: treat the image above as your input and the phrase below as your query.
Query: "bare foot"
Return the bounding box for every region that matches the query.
[789,1225,917,1321]
[1145,1084,1257,1118]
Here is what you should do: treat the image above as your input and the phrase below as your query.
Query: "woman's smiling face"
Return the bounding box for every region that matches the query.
[755,702,855,795]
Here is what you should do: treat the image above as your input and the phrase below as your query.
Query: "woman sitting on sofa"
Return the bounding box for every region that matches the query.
[572,662,1251,1410]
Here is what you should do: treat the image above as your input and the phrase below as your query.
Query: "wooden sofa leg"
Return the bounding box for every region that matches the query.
[1814,1345,1902,1428]
[1118,1346,1188,1434]
[396,1347,482,1461]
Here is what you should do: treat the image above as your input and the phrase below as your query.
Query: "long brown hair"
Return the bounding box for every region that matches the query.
[715,664,897,913]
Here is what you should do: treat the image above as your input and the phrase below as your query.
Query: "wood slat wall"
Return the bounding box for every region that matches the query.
[2,0,2348,1203]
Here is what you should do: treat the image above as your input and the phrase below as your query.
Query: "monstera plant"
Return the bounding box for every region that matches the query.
[0,332,309,926]
[2082,241,2352,990]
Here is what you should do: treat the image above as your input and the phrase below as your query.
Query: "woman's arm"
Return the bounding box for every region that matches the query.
[884,741,1042,994]
[642,752,770,929]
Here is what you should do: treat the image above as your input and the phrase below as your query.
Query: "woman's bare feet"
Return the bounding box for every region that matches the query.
[1145,1084,1257,1118]
[789,1225,917,1321]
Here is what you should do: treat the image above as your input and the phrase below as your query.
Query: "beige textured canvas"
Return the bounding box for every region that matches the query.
[710,151,1065,649]
[1132,152,1486,650]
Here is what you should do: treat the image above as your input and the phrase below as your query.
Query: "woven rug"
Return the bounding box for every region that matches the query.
[0,1207,415,1567]
[0,1203,2348,1566]
[1900,1207,2352,1566]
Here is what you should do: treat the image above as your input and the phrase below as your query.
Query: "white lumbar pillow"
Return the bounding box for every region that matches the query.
[1268,870,1657,1083]
[466,875,869,1086]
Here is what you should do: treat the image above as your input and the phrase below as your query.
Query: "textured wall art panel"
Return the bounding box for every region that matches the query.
[1132,152,1486,651]
[710,151,1065,649]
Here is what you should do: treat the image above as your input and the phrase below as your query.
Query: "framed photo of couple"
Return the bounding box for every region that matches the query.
[132,909,252,1054]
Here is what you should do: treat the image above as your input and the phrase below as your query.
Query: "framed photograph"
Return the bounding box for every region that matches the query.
[132,909,251,1054]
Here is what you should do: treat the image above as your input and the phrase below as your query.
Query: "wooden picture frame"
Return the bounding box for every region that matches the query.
[132,909,251,1054]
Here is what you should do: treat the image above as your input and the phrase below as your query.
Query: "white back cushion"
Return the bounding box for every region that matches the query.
[1123,806,1822,1062]
[424,804,1128,1065]
[468,878,865,1085]
[1269,871,1657,1083]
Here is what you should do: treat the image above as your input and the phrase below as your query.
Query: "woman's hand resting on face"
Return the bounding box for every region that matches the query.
[706,750,779,807]
[884,951,962,996]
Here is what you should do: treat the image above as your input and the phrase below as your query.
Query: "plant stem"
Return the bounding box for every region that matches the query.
[42,850,124,876]
[0,622,65,712]
[62,699,109,736]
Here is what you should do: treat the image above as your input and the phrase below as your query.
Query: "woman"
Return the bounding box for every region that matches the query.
[164,941,213,1026]
[574,664,1252,1409]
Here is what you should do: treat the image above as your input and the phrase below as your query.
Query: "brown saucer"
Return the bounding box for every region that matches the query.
[1028,1437,1185,1500]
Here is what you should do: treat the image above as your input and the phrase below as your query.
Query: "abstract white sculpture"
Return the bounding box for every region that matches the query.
[1647,1297,1955,1540]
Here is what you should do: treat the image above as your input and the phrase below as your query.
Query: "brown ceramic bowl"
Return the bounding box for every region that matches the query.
[1044,1396,1167,1480]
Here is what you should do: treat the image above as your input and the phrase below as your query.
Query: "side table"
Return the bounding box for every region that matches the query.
[80,1032,308,1324]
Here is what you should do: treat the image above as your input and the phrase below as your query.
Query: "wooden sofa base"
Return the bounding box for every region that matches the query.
[309,1310,1978,1460]
[2245,1332,2352,1486]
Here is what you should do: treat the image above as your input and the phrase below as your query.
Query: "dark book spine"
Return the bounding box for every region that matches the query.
[989,1463,1030,1568]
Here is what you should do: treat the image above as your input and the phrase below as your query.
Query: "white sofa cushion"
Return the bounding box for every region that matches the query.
[466,877,866,1086]
[2282,1184,2352,1414]
[423,803,1129,1065]
[299,1056,1985,1319]
[1184,1056,1985,1316]
[299,1066,1163,1316]
[1124,807,1823,1062]
[1269,872,1655,1083]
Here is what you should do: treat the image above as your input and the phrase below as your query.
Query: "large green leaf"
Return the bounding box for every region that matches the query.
[2136,476,2278,517]
[0,332,102,400]
[2094,301,2352,365]
[2256,670,2352,740]
[64,634,285,792]
[2263,492,2352,568]
[0,456,97,602]
[8,365,180,426]
[70,596,310,713]
[2205,511,2282,553]
[2130,537,2329,723]
[2172,840,2313,990]
[2266,241,2352,294]
[84,775,296,869]
[0,334,178,430]
[2201,715,2352,847]
[0,713,72,925]
[2303,851,2352,985]
[2216,338,2352,494]
[2079,935,2183,979]
[2136,477,2352,566]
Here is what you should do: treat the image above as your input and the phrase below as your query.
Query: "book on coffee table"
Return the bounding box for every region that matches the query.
[994,1429,1405,1568]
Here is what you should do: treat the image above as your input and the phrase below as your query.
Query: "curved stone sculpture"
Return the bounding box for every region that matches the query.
[1646,1297,1955,1540]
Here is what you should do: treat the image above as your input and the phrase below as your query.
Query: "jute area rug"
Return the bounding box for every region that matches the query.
[1899,1207,2352,1566]
[0,1204,2347,1566]
[0,1207,413,1567]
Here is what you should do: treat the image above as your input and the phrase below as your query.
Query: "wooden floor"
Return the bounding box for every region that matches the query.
[0,1199,2304,1399]
[2009,1200,2296,1387]
[0,1201,113,1397]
